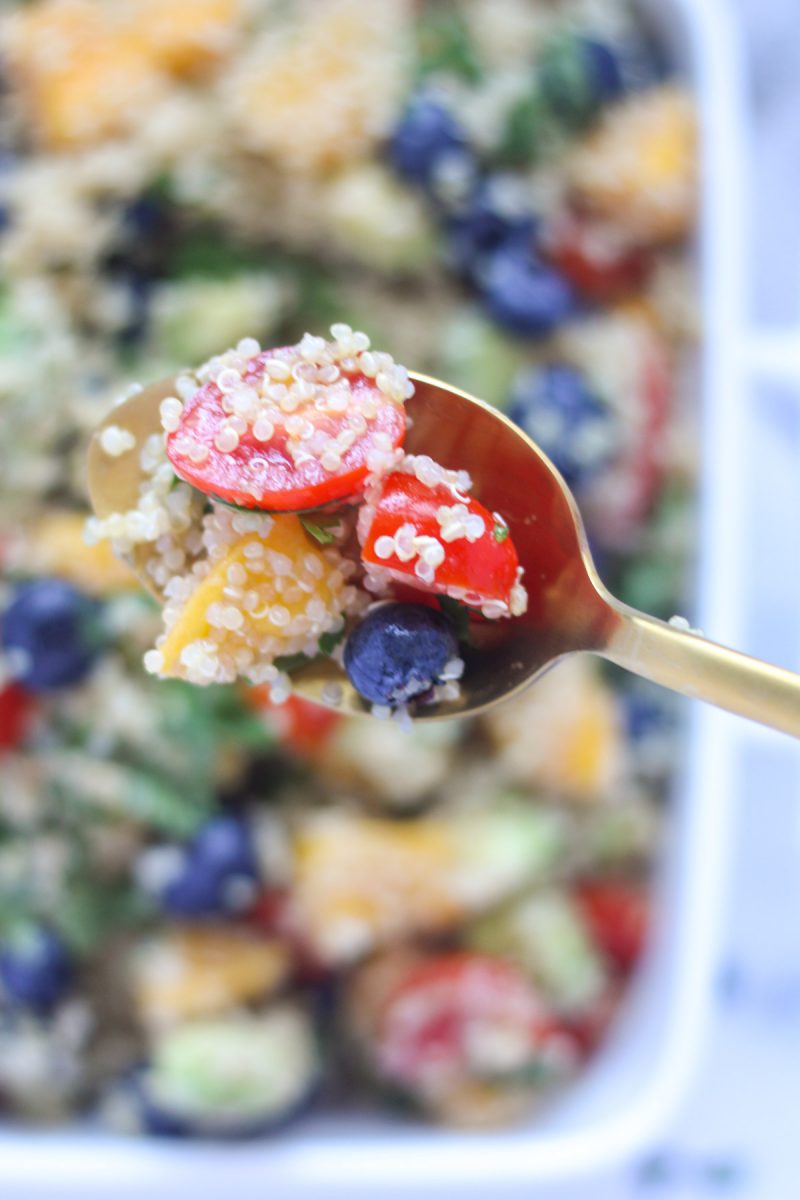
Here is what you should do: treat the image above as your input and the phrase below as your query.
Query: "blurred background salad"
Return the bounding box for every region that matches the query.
[0,0,798,1196]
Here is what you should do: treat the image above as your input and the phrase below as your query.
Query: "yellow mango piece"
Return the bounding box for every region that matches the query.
[127,0,242,77]
[133,926,289,1027]
[5,1,165,149]
[24,511,138,596]
[157,514,349,681]
[293,812,461,963]
[569,87,696,243]
[230,0,411,172]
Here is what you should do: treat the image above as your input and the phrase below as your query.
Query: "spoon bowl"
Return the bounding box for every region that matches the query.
[88,371,800,734]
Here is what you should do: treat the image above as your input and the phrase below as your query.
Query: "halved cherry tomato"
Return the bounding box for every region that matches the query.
[375,951,575,1088]
[542,209,652,303]
[576,880,649,973]
[167,351,406,512]
[361,469,521,610]
[0,684,35,752]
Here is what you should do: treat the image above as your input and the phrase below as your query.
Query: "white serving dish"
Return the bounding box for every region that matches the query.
[0,0,752,1194]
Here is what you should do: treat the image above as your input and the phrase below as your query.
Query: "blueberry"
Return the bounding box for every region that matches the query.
[0,928,73,1014]
[388,94,470,188]
[623,682,678,743]
[446,177,537,282]
[1,579,102,692]
[106,192,176,280]
[344,603,459,708]
[507,364,618,488]
[480,243,575,336]
[193,814,259,879]
[582,38,625,104]
[159,815,260,919]
[117,274,152,347]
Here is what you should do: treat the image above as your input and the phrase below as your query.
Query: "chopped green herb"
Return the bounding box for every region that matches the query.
[438,595,472,644]
[493,522,510,543]
[300,513,340,545]
[171,229,255,279]
[318,626,346,656]
[497,88,546,166]
[274,652,311,675]
[416,6,483,84]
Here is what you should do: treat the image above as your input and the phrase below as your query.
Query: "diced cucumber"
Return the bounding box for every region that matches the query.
[468,889,607,1013]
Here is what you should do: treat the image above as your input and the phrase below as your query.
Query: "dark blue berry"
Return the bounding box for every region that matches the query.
[1,579,102,692]
[623,682,678,744]
[0,928,73,1014]
[446,178,537,282]
[479,244,575,336]
[507,364,618,488]
[193,814,259,879]
[117,274,152,347]
[582,38,625,105]
[106,192,176,280]
[388,95,469,187]
[344,603,459,708]
[160,815,260,919]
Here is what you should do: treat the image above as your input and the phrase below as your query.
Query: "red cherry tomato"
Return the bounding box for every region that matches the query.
[542,210,652,303]
[375,952,576,1088]
[361,470,521,609]
[247,688,341,754]
[576,881,649,974]
[167,350,406,512]
[249,887,331,982]
[0,684,35,752]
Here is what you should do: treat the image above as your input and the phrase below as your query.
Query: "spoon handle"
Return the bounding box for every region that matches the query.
[602,605,800,738]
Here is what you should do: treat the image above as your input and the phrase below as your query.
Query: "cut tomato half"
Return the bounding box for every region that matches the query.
[0,683,35,752]
[167,349,407,512]
[542,209,652,303]
[375,952,572,1089]
[360,464,524,614]
[576,880,649,974]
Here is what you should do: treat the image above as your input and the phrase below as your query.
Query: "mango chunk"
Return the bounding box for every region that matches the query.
[133,926,289,1026]
[128,0,243,77]
[569,87,696,244]
[229,0,411,172]
[154,513,355,685]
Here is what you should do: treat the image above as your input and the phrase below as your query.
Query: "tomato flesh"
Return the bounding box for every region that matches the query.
[361,470,521,608]
[576,881,648,973]
[543,210,652,302]
[0,684,35,752]
[376,952,568,1087]
[248,688,341,754]
[167,352,406,511]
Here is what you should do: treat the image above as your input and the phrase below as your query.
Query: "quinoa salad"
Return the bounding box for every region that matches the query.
[87,325,531,715]
[0,0,696,1135]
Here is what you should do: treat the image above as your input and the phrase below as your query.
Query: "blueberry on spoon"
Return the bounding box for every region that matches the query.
[344,603,461,710]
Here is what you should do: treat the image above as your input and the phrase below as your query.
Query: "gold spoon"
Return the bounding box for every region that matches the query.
[88,371,800,735]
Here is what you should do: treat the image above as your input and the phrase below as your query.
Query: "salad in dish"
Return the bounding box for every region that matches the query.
[0,0,694,1137]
